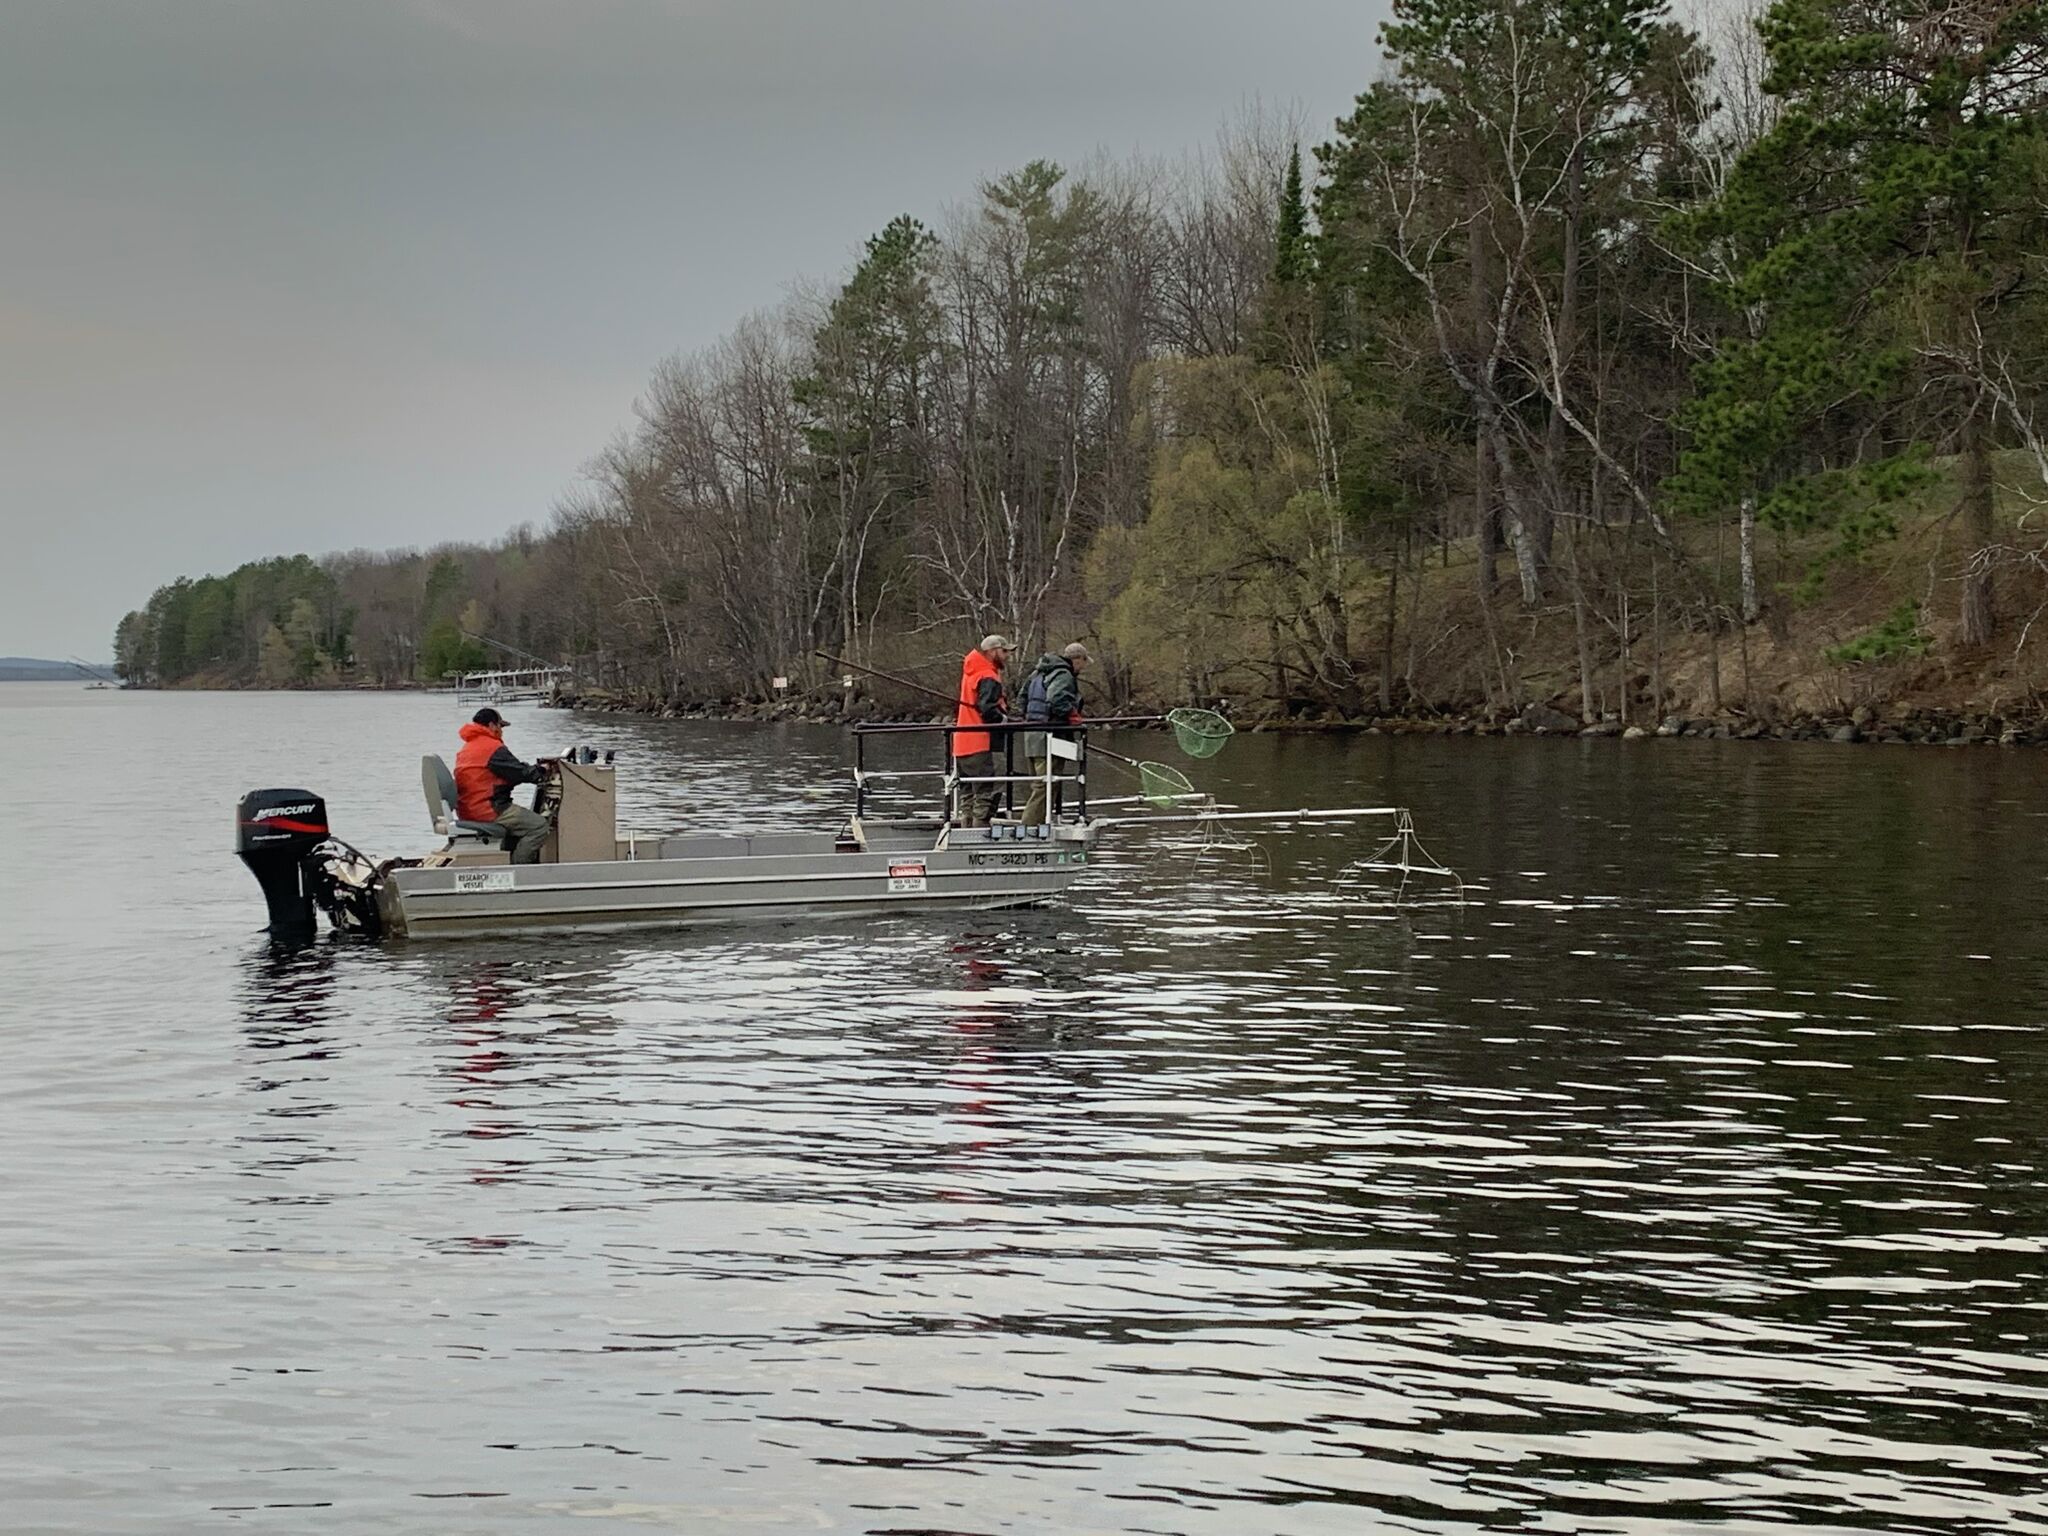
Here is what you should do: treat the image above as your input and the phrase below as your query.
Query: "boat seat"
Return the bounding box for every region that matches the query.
[421,755,506,845]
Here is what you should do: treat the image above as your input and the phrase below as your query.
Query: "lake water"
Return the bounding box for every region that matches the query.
[3,683,2046,1535]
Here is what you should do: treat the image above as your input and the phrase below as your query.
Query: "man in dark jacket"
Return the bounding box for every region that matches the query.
[454,708,555,863]
[1021,642,1088,826]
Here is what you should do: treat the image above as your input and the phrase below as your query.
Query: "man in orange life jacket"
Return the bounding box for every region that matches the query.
[952,634,1013,827]
[455,708,556,864]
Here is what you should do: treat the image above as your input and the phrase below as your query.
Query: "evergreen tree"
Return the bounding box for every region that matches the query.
[1674,0,2048,644]
[1273,144,1311,288]
[793,215,943,654]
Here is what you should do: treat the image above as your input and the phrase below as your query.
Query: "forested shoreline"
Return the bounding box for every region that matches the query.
[114,0,2048,733]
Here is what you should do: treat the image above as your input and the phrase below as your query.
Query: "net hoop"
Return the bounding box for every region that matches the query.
[1167,707,1234,759]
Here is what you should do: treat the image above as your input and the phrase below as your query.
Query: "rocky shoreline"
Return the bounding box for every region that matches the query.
[549,689,2048,749]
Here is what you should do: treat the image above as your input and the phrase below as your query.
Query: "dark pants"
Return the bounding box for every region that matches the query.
[954,750,998,826]
[493,802,552,864]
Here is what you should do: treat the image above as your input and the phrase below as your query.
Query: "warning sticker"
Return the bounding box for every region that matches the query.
[453,868,516,893]
[887,861,927,894]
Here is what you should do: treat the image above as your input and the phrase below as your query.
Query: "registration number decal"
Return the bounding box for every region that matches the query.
[887,861,928,893]
[453,868,516,893]
[967,849,1060,868]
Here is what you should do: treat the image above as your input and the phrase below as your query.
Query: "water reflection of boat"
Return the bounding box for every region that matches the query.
[235,723,1101,942]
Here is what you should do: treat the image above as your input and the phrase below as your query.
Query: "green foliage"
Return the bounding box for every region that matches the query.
[1825,602,1931,666]
[791,214,943,639]
[115,534,588,690]
[1273,145,1311,288]
[257,623,298,686]
[1669,0,2048,615]
[795,214,940,458]
[113,609,152,684]
[1096,356,1372,707]
[421,619,488,679]
[112,555,350,686]
[422,554,466,625]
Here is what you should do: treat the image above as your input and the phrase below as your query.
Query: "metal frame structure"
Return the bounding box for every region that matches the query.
[850,721,1090,828]
[452,666,569,703]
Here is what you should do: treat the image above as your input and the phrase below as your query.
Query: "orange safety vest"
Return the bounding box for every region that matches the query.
[953,649,1006,757]
[454,721,507,821]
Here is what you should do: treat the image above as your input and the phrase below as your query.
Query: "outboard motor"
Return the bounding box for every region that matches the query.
[236,789,330,939]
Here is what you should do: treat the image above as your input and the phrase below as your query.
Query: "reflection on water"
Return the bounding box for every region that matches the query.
[3,685,2047,1533]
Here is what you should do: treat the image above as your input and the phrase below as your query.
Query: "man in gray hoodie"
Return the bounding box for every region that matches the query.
[1020,642,1089,826]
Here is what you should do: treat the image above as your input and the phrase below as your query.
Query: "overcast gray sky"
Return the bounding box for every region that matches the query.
[2,0,1386,658]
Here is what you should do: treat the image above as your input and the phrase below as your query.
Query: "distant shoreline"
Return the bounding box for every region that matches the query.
[79,677,2048,748]
[549,690,2048,750]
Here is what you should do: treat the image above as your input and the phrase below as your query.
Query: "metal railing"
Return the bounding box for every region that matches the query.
[850,721,1089,826]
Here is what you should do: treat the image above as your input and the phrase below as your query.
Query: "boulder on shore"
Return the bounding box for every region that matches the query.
[1521,702,1579,735]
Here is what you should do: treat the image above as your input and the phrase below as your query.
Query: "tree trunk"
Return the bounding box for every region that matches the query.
[1477,582,1515,711]
[1476,437,1499,598]
[1379,542,1399,714]
[1488,424,1543,606]
[1537,144,1585,574]
[1650,552,1663,722]
[1568,528,1595,723]
[1405,538,1426,702]
[1706,612,1723,714]
[1959,410,1996,646]
[1319,589,1361,714]
[1470,215,1498,599]
[1617,582,1631,728]
[1738,497,1760,625]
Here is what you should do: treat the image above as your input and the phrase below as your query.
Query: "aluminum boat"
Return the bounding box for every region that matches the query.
[236,723,1099,942]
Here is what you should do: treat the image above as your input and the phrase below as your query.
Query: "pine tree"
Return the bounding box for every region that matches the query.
[1273,144,1311,288]
[1674,0,2048,645]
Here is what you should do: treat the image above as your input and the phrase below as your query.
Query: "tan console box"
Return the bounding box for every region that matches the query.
[547,763,616,864]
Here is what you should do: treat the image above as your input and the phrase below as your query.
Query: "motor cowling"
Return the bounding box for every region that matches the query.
[236,788,329,939]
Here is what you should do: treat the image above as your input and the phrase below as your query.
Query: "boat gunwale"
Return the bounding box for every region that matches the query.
[390,832,1095,901]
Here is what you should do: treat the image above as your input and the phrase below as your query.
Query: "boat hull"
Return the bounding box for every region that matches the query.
[378,830,1095,940]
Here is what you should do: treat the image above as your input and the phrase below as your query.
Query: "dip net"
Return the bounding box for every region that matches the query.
[1167,708,1234,759]
[1138,760,1203,810]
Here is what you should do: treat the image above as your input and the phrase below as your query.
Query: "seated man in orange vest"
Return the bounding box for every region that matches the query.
[454,708,556,863]
[952,634,1013,827]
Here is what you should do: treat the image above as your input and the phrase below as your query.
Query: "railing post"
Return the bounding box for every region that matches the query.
[853,728,867,820]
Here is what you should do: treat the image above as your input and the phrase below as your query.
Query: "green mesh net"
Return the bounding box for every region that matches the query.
[1167,707,1234,759]
[1138,760,1202,810]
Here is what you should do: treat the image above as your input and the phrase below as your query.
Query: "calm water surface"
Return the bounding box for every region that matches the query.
[3,685,2046,1535]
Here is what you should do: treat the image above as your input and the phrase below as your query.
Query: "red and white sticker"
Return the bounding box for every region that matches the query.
[887,861,927,894]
